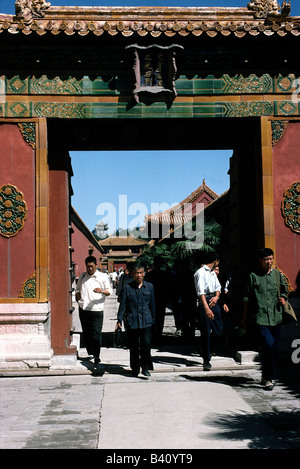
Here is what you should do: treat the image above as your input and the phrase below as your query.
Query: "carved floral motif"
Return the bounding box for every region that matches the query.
[18,271,36,298]
[18,122,36,149]
[222,74,273,94]
[0,184,27,237]
[271,120,288,145]
[281,182,300,234]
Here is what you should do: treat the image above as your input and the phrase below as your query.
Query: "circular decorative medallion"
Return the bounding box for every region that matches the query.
[18,272,36,298]
[281,182,300,234]
[0,184,27,238]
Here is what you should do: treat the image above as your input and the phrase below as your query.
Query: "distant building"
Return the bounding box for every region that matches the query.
[95,221,108,239]
[98,236,149,272]
[144,179,219,240]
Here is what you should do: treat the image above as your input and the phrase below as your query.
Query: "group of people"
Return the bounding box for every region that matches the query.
[75,257,155,376]
[75,247,289,390]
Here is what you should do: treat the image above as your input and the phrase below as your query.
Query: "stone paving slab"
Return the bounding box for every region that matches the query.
[0,375,103,449]
[97,380,282,450]
[0,292,298,450]
[0,368,296,450]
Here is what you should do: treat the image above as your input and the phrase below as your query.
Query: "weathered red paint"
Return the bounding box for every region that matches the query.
[71,222,102,278]
[273,121,300,291]
[49,166,76,355]
[0,123,35,298]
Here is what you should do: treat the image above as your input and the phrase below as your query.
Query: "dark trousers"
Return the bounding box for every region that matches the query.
[199,296,223,364]
[127,326,153,373]
[79,307,103,359]
[257,324,281,381]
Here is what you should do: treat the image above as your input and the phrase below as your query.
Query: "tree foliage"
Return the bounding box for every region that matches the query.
[138,217,222,272]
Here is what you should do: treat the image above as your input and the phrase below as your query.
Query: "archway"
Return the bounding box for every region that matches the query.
[0,3,299,369]
[46,116,264,356]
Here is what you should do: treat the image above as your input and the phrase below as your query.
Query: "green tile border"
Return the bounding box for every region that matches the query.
[2,99,300,119]
[3,74,298,98]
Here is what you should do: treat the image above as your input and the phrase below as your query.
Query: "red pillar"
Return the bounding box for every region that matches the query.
[272,121,300,291]
[49,150,76,356]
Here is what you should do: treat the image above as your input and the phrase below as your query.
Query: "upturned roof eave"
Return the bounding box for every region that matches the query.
[0,5,299,38]
[157,188,230,244]
[145,180,219,224]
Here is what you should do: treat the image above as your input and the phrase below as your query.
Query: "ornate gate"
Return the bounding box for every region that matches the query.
[0,0,299,369]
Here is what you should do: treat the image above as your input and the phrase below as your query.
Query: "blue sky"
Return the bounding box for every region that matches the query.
[1,0,299,233]
[71,150,231,234]
[1,0,300,15]
[0,0,300,16]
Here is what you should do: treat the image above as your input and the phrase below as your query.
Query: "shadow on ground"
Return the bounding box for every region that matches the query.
[180,373,300,449]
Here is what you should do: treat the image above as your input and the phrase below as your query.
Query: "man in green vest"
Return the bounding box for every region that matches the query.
[242,248,288,390]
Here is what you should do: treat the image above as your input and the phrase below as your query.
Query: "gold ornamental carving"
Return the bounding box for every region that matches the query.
[0,184,27,237]
[247,1,291,19]
[15,0,51,24]
[281,182,300,234]
[18,122,36,149]
[18,271,36,298]
[271,120,288,145]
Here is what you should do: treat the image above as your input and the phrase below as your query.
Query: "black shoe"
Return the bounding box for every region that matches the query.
[131,370,139,377]
[264,380,274,391]
[203,362,212,371]
[142,369,151,377]
[94,357,101,365]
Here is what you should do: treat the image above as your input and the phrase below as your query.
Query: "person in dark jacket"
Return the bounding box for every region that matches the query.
[116,264,155,377]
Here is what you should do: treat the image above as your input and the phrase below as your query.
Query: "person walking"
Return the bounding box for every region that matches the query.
[75,256,112,369]
[194,252,223,370]
[116,262,135,303]
[242,248,288,390]
[109,269,118,289]
[116,263,155,377]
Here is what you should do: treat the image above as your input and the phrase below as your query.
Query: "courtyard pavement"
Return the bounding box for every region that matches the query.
[0,292,299,450]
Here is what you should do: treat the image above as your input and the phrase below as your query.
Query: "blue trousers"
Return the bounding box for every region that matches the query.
[127,326,153,373]
[199,296,223,364]
[257,324,281,381]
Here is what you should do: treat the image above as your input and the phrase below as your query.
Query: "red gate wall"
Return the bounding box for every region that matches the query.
[0,123,35,298]
[273,121,300,291]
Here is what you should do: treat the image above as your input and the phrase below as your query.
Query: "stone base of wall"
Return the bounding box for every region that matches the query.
[0,303,53,370]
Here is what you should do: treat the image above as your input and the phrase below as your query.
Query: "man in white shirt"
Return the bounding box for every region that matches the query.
[76,256,112,368]
[194,252,223,370]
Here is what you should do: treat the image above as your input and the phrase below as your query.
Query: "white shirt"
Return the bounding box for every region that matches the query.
[76,270,112,311]
[194,265,221,297]
[110,271,117,281]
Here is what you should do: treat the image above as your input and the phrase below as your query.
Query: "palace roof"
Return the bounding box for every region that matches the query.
[145,179,219,226]
[0,1,299,39]
[98,236,148,247]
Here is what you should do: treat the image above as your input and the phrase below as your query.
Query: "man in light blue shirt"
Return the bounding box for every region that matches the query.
[194,252,223,370]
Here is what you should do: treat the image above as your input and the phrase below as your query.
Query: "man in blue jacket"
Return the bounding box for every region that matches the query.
[117,263,155,377]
